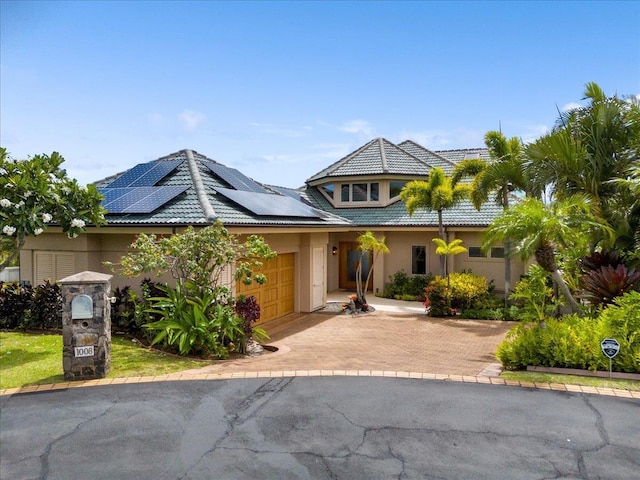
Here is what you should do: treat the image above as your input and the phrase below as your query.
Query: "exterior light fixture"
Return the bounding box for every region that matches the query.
[332,246,338,255]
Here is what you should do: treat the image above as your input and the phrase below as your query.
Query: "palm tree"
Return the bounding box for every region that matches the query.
[400,167,470,277]
[525,82,640,251]
[481,195,613,314]
[451,131,529,305]
[355,231,390,306]
[432,238,467,286]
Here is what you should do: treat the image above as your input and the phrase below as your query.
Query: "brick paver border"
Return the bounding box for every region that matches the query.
[2,371,639,399]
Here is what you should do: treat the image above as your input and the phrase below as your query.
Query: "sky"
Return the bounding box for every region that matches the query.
[1,1,639,189]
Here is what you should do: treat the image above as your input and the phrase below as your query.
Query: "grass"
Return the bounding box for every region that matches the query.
[0,332,208,390]
[501,370,640,392]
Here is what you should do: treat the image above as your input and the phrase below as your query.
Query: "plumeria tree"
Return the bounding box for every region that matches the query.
[0,148,106,271]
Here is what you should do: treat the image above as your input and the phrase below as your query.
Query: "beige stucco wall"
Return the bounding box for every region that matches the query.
[21,228,330,315]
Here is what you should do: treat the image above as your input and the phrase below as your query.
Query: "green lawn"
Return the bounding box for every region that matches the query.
[501,370,640,392]
[0,332,208,390]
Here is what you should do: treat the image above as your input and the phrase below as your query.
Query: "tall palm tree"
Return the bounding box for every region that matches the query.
[481,195,613,314]
[400,168,470,277]
[451,131,529,305]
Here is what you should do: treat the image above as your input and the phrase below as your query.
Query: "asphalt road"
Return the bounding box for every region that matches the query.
[1,377,639,479]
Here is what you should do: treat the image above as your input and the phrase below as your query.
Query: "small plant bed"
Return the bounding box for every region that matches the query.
[500,371,640,392]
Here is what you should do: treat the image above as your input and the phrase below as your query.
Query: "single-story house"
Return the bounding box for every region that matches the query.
[19,138,524,324]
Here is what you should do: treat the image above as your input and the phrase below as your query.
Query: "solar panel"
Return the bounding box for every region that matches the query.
[102,187,158,212]
[99,186,188,214]
[122,185,189,213]
[129,159,184,187]
[270,185,303,201]
[99,188,131,205]
[215,187,321,218]
[107,159,183,188]
[106,164,155,188]
[203,162,266,193]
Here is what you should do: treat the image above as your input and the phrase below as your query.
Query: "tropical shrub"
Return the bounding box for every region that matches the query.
[579,251,640,307]
[0,281,32,329]
[29,280,62,329]
[382,271,433,301]
[497,291,640,373]
[0,280,62,330]
[424,272,490,316]
[509,265,559,322]
[144,281,244,358]
[233,295,268,353]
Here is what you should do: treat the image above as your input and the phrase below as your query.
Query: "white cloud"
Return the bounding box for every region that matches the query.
[519,124,550,144]
[177,110,206,130]
[339,119,375,137]
[249,122,312,138]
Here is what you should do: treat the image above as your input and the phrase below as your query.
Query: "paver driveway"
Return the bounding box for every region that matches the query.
[183,310,515,377]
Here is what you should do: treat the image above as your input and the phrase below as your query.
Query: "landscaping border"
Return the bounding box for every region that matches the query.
[527,366,640,381]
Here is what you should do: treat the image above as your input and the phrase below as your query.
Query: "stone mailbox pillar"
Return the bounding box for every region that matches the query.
[59,271,112,381]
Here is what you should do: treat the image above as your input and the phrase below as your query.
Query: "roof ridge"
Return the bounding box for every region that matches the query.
[184,149,217,223]
[378,138,389,173]
[398,140,457,167]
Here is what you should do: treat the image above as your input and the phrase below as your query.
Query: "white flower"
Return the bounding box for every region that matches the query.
[34,228,44,235]
[42,213,53,223]
[0,199,11,208]
[2,225,16,236]
[70,218,86,228]
[16,201,24,208]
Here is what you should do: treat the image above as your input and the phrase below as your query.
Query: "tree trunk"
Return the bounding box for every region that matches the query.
[534,243,582,315]
[550,269,582,314]
[502,189,511,308]
[0,236,24,272]
[437,209,446,277]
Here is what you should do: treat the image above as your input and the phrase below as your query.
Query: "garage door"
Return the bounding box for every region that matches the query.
[237,253,295,325]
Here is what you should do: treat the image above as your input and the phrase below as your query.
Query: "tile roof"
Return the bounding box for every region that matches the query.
[306,138,434,183]
[434,147,491,164]
[94,150,351,227]
[397,140,458,175]
[302,186,505,228]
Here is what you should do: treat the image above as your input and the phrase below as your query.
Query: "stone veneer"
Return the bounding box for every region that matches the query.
[59,271,112,381]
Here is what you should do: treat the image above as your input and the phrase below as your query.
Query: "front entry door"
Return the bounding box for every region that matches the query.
[338,241,372,291]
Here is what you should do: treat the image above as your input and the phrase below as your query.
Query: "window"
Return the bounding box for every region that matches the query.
[370,183,379,201]
[390,181,406,198]
[491,247,505,258]
[469,246,504,259]
[468,247,486,258]
[321,183,334,199]
[412,246,427,274]
[341,184,350,202]
[339,182,380,203]
[352,183,368,201]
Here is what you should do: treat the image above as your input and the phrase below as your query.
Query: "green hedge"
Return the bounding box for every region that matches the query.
[497,291,640,373]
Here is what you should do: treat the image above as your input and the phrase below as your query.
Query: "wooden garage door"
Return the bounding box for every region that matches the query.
[237,253,295,325]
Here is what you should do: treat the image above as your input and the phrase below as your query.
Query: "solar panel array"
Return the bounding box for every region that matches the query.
[99,185,189,214]
[215,187,321,218]
[107,159,184,188]
[203,162,266,193]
